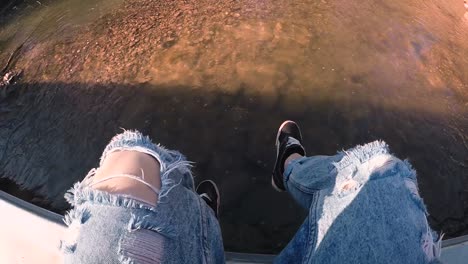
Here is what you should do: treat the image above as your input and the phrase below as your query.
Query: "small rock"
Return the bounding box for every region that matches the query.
[162,38,177,48]
[1,70,21,85]
[0,70,22,98]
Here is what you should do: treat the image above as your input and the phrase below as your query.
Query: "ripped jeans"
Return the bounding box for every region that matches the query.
[60,131,224,263]
[60,131,442,263]
[275,141,443,264]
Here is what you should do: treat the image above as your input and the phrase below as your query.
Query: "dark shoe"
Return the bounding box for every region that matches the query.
[272,120,306,191]
[196,180,220,218]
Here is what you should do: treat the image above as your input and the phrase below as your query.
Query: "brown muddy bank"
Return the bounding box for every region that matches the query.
[0,0,467,253]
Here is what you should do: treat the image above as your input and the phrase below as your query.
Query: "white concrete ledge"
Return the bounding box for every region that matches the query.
[1,190,467,264]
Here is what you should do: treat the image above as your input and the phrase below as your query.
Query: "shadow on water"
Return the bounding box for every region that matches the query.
[0,80,466,253]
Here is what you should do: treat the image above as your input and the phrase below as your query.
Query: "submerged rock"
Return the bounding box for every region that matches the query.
[0,70,21,99]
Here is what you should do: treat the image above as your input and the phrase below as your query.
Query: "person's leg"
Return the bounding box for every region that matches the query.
[90,150,161,206]
[273,216,311,264]
[272,121,342,209]
[273,122,442,263]
[60,130,224,263]
[282,153,343,209]
[271,121,344,262]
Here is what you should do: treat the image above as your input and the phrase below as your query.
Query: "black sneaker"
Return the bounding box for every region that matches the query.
[272,120,306,191]
[196,180,220,218]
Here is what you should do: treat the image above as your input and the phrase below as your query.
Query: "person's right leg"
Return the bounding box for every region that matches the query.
[271,121,343,209]
[273,121,443,263]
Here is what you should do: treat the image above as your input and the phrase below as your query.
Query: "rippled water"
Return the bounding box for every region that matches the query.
[0,0,467,253]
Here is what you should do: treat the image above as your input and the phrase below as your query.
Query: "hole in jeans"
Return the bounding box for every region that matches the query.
[119,229,166,264]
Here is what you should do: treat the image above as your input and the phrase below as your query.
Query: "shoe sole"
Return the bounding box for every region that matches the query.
[275,121,289,151]
[199,179,220,216]
[271,177,284,192]
[272,120,296,192]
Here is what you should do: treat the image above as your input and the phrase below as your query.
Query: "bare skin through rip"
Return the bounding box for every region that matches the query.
[90,150,161,206]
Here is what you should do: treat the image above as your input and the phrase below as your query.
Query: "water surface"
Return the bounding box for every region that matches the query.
[0,0,467,253]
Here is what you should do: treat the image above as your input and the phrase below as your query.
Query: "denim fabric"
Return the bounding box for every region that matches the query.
[60,131,224,264]
[275,141,443,264]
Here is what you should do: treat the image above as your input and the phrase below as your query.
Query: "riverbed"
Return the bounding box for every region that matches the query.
[0,0,467,253]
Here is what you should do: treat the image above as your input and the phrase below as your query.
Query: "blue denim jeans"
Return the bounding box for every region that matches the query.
[275,140,443,264]
[60,131,442,263]
[60,131,224,263]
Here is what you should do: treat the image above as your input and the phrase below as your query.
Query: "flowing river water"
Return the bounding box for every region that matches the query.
[0,0,467,253]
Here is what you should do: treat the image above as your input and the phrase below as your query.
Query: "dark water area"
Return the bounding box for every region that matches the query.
[1,80,466,253]
[0,0,22,11]
[0,0,467,254]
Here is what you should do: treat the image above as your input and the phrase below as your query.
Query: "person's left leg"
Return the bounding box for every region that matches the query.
[90,150,161,206]
[60,130,225,263]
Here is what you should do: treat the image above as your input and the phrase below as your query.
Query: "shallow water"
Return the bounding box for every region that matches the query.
[0,0,467,253]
